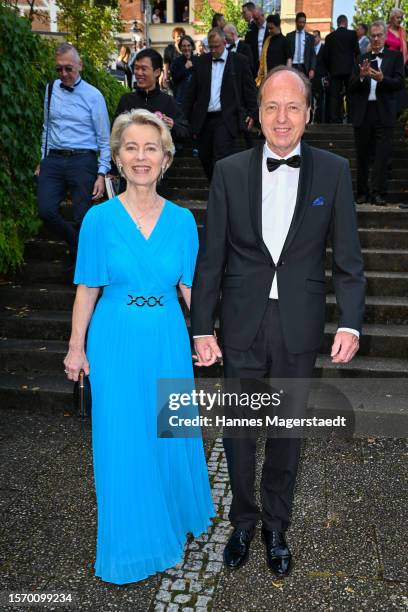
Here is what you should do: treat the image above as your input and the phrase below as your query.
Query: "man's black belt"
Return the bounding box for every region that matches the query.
[48,149,97,156]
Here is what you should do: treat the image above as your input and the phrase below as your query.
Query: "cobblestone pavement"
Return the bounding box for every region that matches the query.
[0,408,407,611]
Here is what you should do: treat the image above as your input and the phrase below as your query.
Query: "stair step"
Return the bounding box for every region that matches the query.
[0,283,75,310]
[358,228,408,248]
[327,248,408,272]
[315,355,408,377]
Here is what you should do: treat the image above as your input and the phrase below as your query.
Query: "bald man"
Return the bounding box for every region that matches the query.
[191,67,365,577]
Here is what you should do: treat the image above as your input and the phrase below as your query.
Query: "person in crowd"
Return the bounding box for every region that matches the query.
[163,26,185,91]
[116,45,133,88]
[311,29,329,123]
[256,14,292,87]
[242,1,257,32]
[245,6,268,76]
[323,15,360,123]
[386,8,407,63]
[196,39,208,55]
[183,27,258,180]
[212,12,226,29]
[356,23,370,55]
[182,5,189,22]
[64,108,214,585]
[224,22,254,74]
[191,66,365,578]
[114,49,189,143]
[171,35,199,105]
[35,43,110,264]
[152,8,161,23]
[286,12,316,78]
[349,20,404,205]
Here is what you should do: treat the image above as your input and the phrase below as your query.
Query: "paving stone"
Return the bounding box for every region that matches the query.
[156,590,171,603]
[170,579,186,591]
[173,593,192,604]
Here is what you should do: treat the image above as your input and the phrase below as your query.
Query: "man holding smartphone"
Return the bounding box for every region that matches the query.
[349,20,404,206]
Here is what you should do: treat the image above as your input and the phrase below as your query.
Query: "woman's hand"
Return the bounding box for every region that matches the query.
[64,346,90,381]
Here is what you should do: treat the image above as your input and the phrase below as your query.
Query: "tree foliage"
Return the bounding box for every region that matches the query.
[193,0,248,37]
[0,4,124,273]
[56,0,122,68]
[353,0,408,27]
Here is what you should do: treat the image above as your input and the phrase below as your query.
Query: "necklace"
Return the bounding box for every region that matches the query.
[122,195,162,233]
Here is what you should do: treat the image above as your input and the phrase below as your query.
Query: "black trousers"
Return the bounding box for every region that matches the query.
[223,300,318,532]
[197,112,235,181]
[37,151,97,254]
[354,102,393,197]
[329,74,351,123]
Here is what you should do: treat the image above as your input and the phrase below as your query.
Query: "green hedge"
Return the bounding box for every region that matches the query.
[0,5,125,274]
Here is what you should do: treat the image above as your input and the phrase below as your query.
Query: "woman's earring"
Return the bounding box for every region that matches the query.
[159,166,166,182]
[117,162,124,177]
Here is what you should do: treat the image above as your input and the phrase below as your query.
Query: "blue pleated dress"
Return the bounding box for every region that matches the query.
[74,197,214,585]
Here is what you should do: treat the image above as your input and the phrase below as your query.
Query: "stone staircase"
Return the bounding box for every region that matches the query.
[0,125,407,411]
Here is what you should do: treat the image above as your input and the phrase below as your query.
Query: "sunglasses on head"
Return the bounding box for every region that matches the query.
[55,65,74,73]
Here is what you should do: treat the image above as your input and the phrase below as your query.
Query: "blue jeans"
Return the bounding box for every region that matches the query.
[37,151,97,253]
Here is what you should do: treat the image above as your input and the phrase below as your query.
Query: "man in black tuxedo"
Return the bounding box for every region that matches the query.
[242,1,256,33]
[323,15,360,123]
[311,30,328,123]
[286,12,316,78]
[349,21,404,205]
[244,6,268,76]
[191,66,365,577]
[224,22,254,74]
[183,28,258,180]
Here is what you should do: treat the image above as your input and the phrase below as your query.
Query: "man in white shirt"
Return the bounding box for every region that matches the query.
[191,66,365,578]
[286,12,316,78]
[244,6,268,76]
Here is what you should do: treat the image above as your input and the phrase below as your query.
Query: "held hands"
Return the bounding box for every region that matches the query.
[64,347,90,381]
[193,335,223,367]
[34,164,40,177]
[330,331,359,364]
[359,59,383,82]
[92,175,105,200]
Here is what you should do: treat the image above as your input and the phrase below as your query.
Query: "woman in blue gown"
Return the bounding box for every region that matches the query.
[64,109,214,585]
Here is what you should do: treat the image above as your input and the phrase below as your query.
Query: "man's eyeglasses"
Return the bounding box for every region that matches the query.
[55,65,74,73]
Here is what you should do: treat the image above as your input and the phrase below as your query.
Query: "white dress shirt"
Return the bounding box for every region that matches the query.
[208,48,228,112]
[258,24,266,58]
[368,49,384,101]
[294,29,305,64]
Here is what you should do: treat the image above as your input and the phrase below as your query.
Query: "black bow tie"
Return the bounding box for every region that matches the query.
[371,52,384,59]
[228,43,236,49]
[266,155,301,172]
[60,79,81,92]
[212,57,225,63]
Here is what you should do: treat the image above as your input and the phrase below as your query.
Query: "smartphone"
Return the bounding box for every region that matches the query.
[370,59,379,71]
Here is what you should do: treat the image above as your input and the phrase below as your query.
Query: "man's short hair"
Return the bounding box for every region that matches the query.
[136,48,163,71]
[358,23,368,34]
[224,22,238,35]
[313,29,321,37]
[258,65,312,109]
[211,13,224,28]
[337,14,348,26]
[370,20,387,34]
[296,12,306,21]
[208,27,226,40]
[242,2,256,10]
[55,42,80,61]
[266,14,281,27]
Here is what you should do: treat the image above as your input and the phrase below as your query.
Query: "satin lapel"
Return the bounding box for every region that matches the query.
[379,50,391,76]
[221,52,231,91]
[281,140,313,254]
[248,142,274,263]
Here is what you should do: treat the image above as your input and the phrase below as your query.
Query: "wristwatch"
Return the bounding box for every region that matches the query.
[98,172,106,177]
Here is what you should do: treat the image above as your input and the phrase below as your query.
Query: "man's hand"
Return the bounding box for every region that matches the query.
[34,164,40,177]
[308,69,315,80]
[245,116,254,130]
[331,331,359,363]
[369,67,384,82]
[92,175,105,200]
[161,114,174,129]
[359,59,371,78]
[185,59,193,69]
[193,336,223,367]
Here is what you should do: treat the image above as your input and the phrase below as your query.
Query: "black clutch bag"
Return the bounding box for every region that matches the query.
[73,370,92,418]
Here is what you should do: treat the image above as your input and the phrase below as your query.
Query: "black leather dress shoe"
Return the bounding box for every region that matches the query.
[372,194,387,206]
[223,527,255,569]
[261,527,292,577]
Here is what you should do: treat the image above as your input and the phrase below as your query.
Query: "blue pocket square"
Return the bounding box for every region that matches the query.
[312,196,325,206]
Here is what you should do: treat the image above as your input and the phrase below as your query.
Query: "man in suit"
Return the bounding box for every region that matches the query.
[356,23,370,55]
[191,66,365,577]
[183,27,258,180]
[242,1,257,33]
[244,6,268,76]
[286,12,316,79]
[323,15,360,123]
[224,22,254,74]
[311,30,329,123]
[349,20,404,205]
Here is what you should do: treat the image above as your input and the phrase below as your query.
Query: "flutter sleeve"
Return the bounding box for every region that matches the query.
[180,209,199,288]
[74,205,110,287]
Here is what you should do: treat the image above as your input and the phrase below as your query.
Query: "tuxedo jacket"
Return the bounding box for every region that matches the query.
[322,27,360,77]
[183,52,258,138]
[191,142,365,354]
[314,44,328,80]
[348,50,405,128]
[234,40,255,75]
[286,30,316,73]
[245,25,269,75]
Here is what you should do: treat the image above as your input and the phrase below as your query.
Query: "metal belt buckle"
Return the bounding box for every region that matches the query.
[126,295,164,307]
